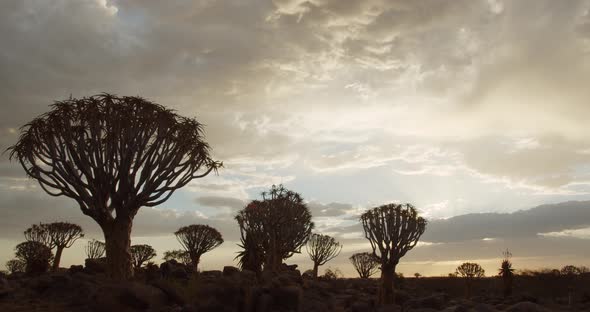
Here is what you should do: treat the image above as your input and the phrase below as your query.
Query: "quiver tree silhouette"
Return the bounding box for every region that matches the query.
[85,239,106,259]
[499,249,514,297]
[360,203,426,305]
[15,241,53,275]
[456,262,485,298]
[24,223,51,246]
[235,185,313,272]
[24,222,84,270]
[349,252,380,278]
[306,233,342,278]
[45,222,84,270]
[561,265,582,275]
[163,250,191,265]
[5,259,26,274]
[8,94,221,280]
[130,244,157,269]
[174,224,223,271]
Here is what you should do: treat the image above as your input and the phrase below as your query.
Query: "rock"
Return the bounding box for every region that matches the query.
[84,258,107,274]
[253,286,302,312]
[69,265,85,274]
[505,302,550,312]
[90,281,167,312]
[406,293,448,310]
[0,276,14,298]
[472,303,499,312]
[222,266,240,278]
[441,306,470,312]
[199,270,222,280]
[377,304,402,312]
[161,260,189,280]
[150,280,186,305]
[351,301,375,312]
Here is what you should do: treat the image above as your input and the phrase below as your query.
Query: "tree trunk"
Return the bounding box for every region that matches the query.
[193,256,200,273]
[52,246,64,271]
[465,278,472,298]
[102,217,133,280]
[313,262,319,279]
[378,263,395,305]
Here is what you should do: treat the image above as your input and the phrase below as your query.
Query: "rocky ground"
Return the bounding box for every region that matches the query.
[0,261,588,311]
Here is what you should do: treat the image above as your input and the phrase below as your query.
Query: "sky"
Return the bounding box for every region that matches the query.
[1,0,590,277]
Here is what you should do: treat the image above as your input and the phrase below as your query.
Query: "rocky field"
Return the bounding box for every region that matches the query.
[1,260,589,312]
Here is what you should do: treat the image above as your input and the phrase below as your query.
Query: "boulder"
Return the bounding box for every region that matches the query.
[90,281,167,312]
[84,258,107,274]
[160,260,189,280]
[0,276,14,298]
[505,302,550,312]
[406,293,448,310]
[222,266,241,278]
[69,265,85,274]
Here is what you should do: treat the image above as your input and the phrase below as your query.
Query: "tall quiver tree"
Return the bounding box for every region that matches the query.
[306,233,342,278]
[9,94,221,280]
[235,185,314,272]
[456,262,485,298]
[360,203,427,305]
[174,224,223,272]
[499,249,514,297]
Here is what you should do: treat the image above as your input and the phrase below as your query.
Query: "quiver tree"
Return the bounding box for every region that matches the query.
[85,239,106,259]
[360,203,426,305]
[174,224,223,271]
[235,233,264,274]
[499,249,514,297]
[9,94,221,280]
[163,250,191,265]
[6,259,26,274]
[306,233,342,278]
[235,184,313,272]
[46,222,84,270]
[130,244,157,269]
[456,262,485,298]
[349,252,380,278]
[24,223,51,246]
[15,241,53,275]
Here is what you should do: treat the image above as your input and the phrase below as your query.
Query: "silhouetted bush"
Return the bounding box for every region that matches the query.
[15,241,53,275]
[5,259,26,274]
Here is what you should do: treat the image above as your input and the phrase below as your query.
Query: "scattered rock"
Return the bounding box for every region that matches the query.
[222,266,240,278]
[505,302,550,312]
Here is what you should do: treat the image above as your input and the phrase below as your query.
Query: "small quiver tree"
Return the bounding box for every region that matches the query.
[15,241,53,275]
[235,185,314,272]
[306,233,342,279]
[85,239,106,259]
[163,250,192,265]
[349,252,380,278]
[130,244,157,269]
[5,259,26,274]
[9,94,221,280]
[456,262,485,298]
[175,224,223,272]
[24,223,51,246]
[360,203,426,305]
[499,249,514,297]
[45,222,84,270]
